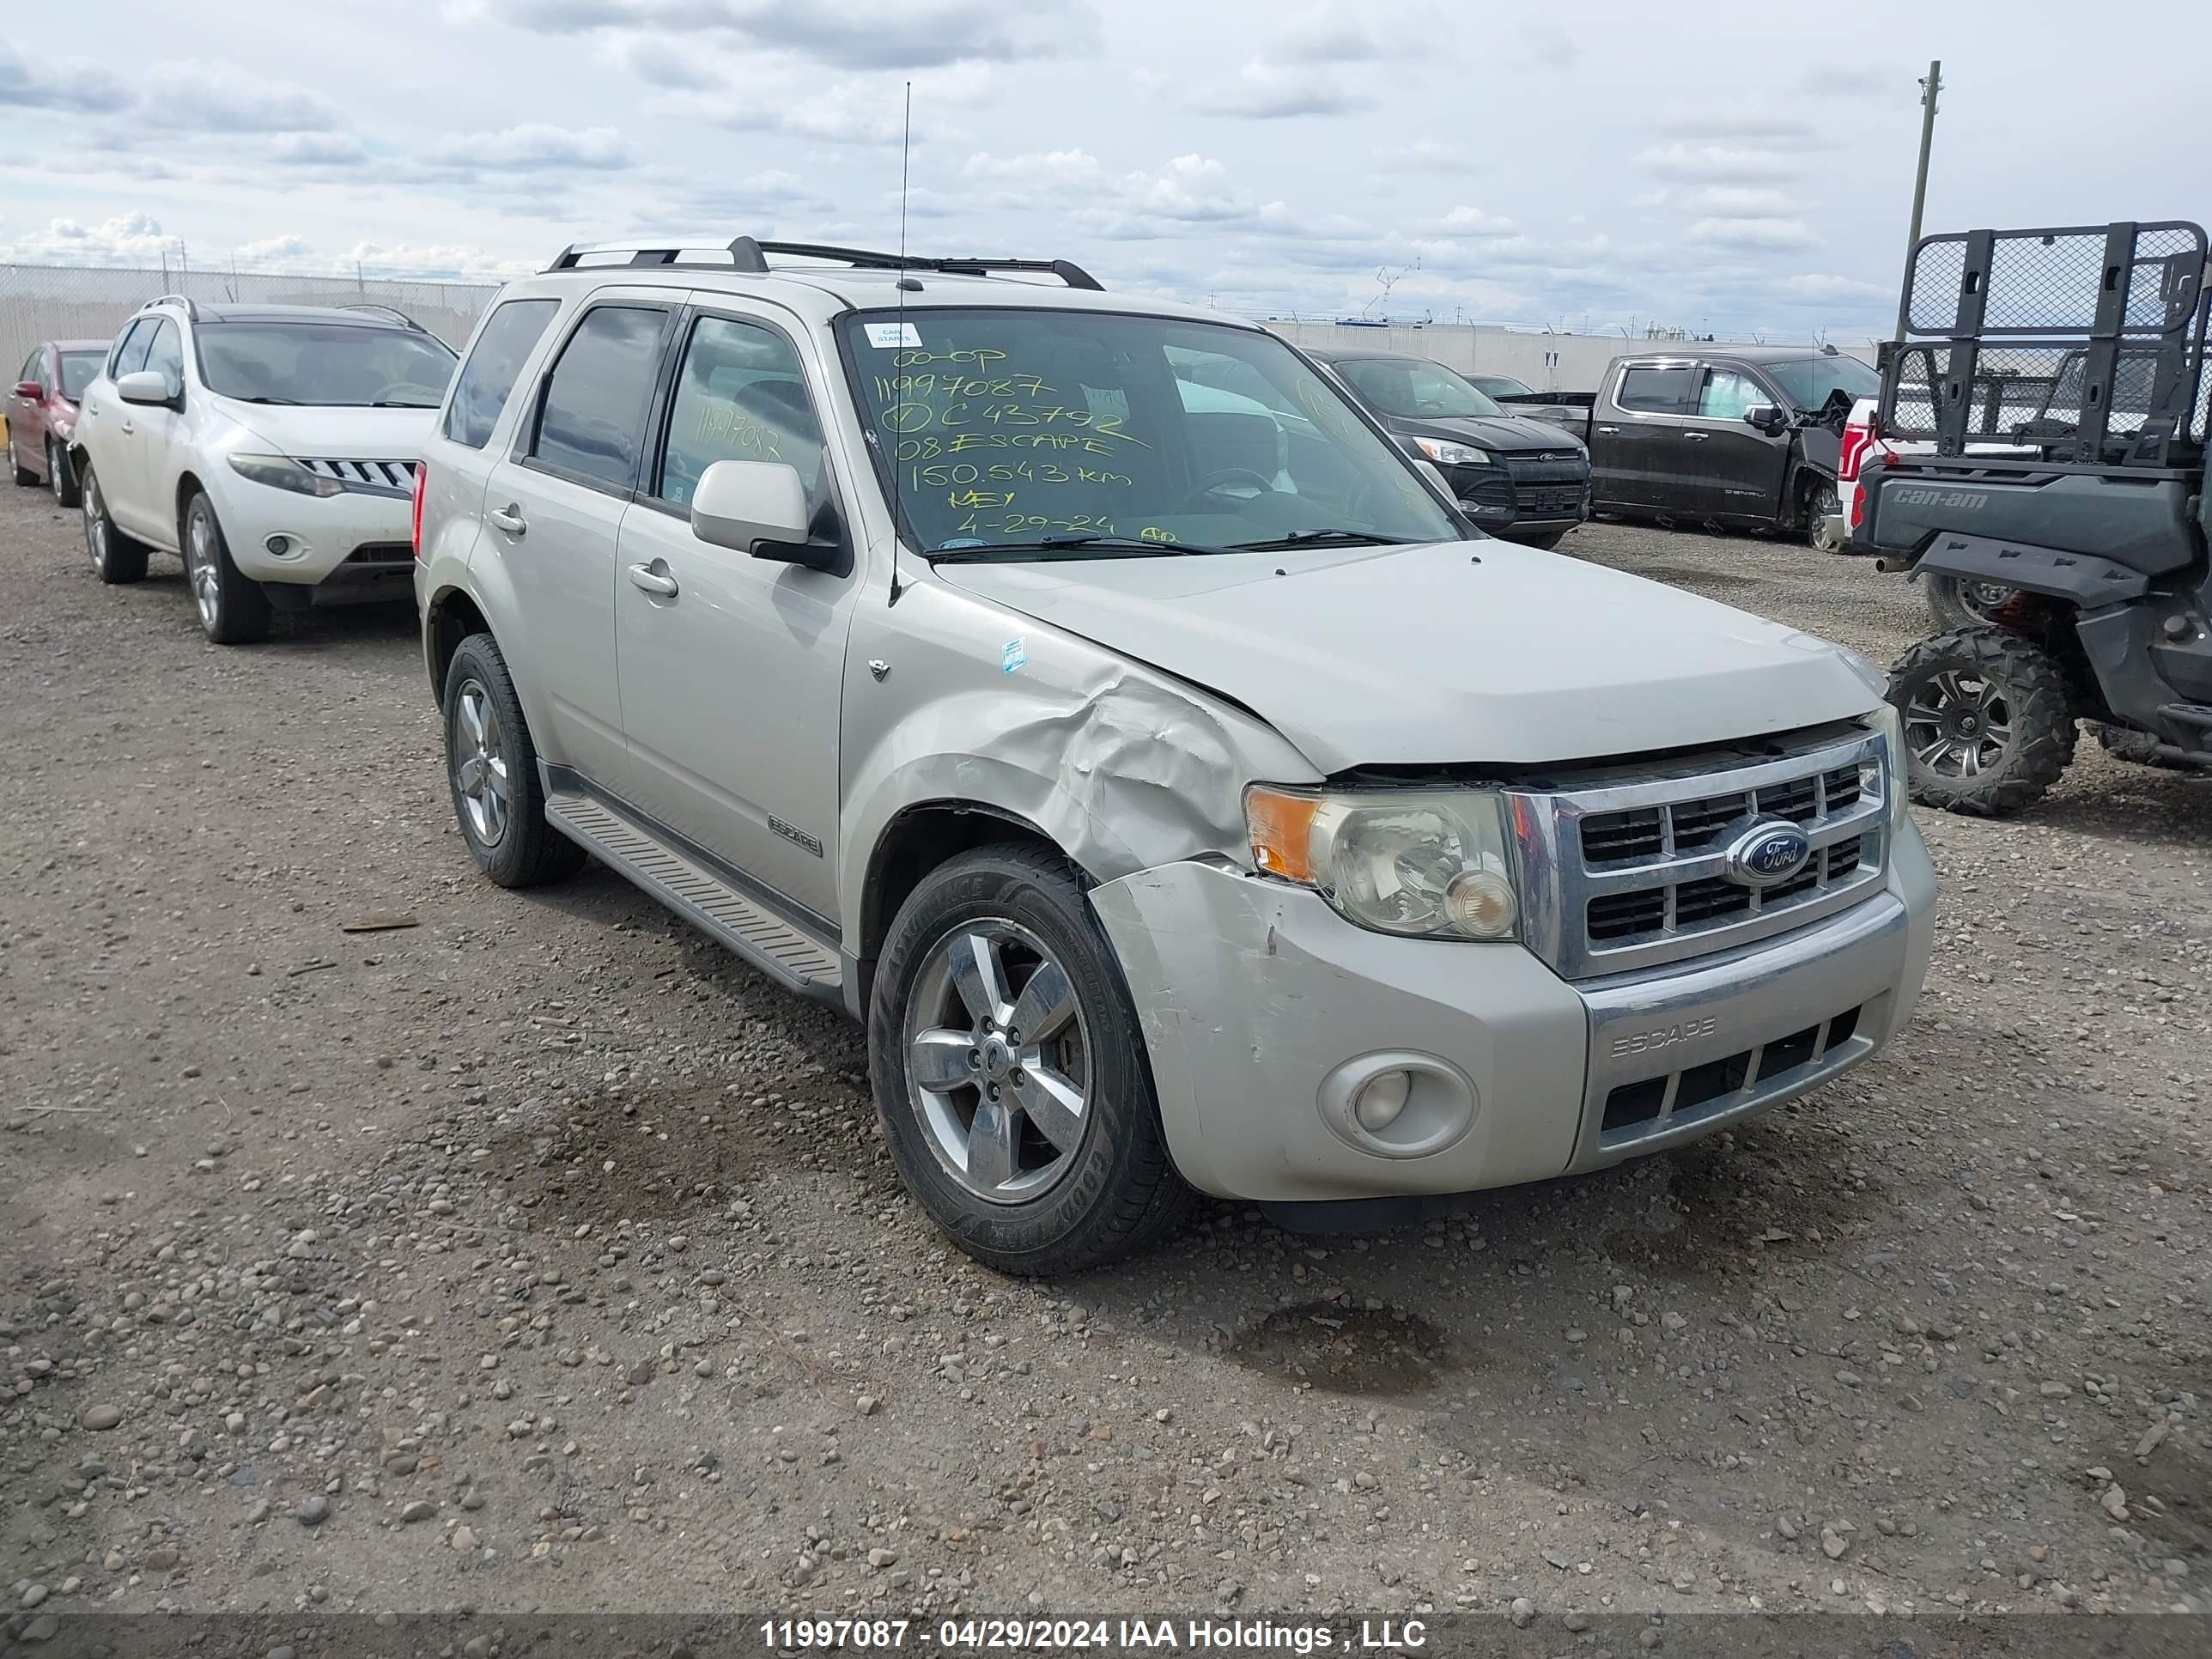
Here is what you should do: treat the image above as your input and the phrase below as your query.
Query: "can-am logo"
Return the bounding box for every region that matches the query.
[1891,487,1989,509]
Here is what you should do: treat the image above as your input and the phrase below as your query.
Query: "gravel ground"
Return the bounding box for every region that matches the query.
[2,494,2207,1627]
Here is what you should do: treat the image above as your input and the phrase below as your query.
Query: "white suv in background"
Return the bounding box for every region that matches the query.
[70,299,457,643]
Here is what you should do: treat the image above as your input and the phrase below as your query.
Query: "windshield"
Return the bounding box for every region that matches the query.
[840,307,1462,559]
[58,351,103,401]
[1468,374,1536,398]
[197,323,458,407]
[1334,357,1504,420]
[1763,355,1878,411]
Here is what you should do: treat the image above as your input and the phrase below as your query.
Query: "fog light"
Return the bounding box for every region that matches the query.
[1445,866,1516,939]
[265,534,294,556]
[1352,1069,1411,1131]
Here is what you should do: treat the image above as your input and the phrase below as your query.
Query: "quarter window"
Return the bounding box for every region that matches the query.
[142,319,184,394]
[1697,368,1765,420]
[445,297,559,448]
[656,315,825,507]
[530,305,668,491]
[1616,366,1696,415]
[111,319,155,379]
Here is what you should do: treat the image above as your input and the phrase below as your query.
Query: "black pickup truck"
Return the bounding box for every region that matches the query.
[1492,344,1878,549]
[1308,349,1592,548]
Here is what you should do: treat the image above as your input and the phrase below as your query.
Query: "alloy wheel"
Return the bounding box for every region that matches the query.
[902,919,1091,1204]
[452,678,513,847]
[185,506,222,629]
[83,474,106,569]
[1904,666,2015,778]
[48,442,64,506]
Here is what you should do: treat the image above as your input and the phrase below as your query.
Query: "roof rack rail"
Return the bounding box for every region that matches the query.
[337,302,428,332]
[144,293,199,320]
[544,235,1103,291]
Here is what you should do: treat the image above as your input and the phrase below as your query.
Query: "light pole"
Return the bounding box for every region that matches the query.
[1896,60,1943,337]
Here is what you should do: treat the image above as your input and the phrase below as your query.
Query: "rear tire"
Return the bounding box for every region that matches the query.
[870,842,1194,1276]
[441,633,587,889]
[1887,630,2075,816]
[48,439,80,508]
[1804,478,1842,550]
[183,491,272,644]
[81,463,149,584]
[1923,571,2016,632]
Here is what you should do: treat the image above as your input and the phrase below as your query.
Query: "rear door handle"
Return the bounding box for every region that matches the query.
[1683,431,1709,442]
[488,504,526,536]
[626,562,678,599]
[1595,425,1619,434]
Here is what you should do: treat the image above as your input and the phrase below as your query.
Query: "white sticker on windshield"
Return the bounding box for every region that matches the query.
[865,322,923,349]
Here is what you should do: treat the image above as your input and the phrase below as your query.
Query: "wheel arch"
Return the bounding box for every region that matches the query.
[854,801,1071,1005]
[423,583,492,708]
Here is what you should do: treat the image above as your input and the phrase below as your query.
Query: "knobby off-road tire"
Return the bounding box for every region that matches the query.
[870,842,1194,1276]
[1888,629,2076,816]
[80,463,149,584]
[1923,571,2017,632]
[441,633,587,889]
[182,491,273,644]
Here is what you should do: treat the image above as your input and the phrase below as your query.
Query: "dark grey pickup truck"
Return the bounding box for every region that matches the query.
[1494,345,1878,550]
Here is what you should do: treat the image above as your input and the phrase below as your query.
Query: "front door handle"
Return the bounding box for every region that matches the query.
[1595,425,1619,434]
[626,562,678,599]
[488,504,526,536]
[119,420,135,436]
[1683,431,1709,442]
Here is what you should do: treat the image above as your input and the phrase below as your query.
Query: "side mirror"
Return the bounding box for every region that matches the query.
[690,459,836,568]
[1743,403,1785,434]
[117,370,173,408]
[13,380,40,401]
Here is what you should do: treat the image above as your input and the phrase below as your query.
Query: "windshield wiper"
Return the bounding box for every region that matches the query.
[1225,528,1418,550]
[233,394,304,405]
[929,533,1224,562]
[371,398,438,408]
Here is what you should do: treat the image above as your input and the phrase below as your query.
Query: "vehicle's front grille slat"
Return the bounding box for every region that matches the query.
[1527,729,1893,980]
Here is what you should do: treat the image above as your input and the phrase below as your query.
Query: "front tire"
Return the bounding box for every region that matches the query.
[1888,630,2075,816]
[441,634,586,889]
[182,491,272,644]
[81,463,149,584]
[870,843,1194,1275]
[48,439,80,508]
[1923,571,2015,631]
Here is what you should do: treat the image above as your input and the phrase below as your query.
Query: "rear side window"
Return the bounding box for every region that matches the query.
[1616,366,1696,414]
[111,319,155,378]
[445,298,558,448]
[530,305,668,490]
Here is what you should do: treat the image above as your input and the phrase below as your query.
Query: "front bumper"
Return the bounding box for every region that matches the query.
[216,477,416,586]
[1091,821,1936,1202]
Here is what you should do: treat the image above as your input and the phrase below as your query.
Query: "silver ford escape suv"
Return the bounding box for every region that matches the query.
[414,235,1936,1275]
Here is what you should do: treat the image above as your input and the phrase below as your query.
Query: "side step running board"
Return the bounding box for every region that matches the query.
[544,790,843,1001]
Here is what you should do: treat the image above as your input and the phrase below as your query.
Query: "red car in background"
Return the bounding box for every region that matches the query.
[9,338,110,507]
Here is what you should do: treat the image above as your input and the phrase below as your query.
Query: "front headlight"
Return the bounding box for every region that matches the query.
[228,453,343,497]
[1866,703,1909,831]
[1413,436,1493,467]
[1246,786,1520,940]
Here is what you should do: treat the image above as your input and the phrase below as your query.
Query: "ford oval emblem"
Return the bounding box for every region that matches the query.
[1724,819,1814,889]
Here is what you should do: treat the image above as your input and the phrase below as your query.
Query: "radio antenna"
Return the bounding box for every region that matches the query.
[887,79,913,607]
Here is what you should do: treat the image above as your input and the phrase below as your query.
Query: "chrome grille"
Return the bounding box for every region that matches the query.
[1510,727,1893,980]
[300,458,416,497]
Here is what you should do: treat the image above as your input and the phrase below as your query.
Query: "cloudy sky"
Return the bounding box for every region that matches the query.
[3,0,2203,343]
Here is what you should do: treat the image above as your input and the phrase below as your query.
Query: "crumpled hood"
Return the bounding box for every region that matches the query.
[213,399,440,460]
[934,539,1880,774]
[1395,413,1584,454]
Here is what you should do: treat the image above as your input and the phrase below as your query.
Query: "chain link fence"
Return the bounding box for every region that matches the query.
[0,264,501,373]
